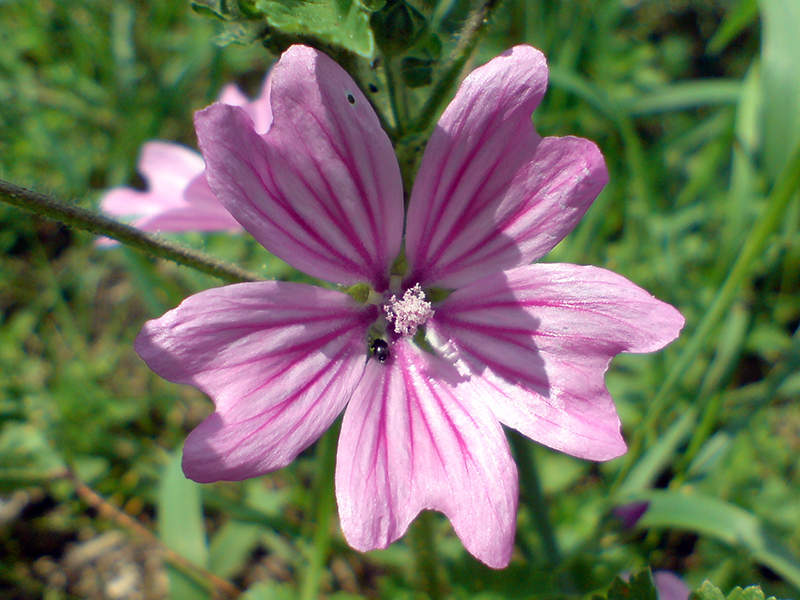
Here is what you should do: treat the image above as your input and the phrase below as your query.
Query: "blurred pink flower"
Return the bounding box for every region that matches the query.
[135,45,684,567]
[614,500,650,529]
[98,78,273,241]
[653,571,691,600]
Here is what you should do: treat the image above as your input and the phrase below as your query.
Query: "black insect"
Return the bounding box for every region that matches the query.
[346,93,356,105]
[370,339,390,363]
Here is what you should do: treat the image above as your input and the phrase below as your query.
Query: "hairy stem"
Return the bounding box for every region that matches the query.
[0,179,262,284]
[410,0,503,136]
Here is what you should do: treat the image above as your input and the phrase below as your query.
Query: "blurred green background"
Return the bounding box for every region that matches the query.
[1,0,799,599]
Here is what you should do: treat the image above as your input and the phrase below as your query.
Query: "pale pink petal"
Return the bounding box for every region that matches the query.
[336,340,518,568]
[216,83,250,107]
[217,72,274,134]
[196,45,403,288]
[100,174,241,238]
[100,142,204,218]
[99,187,168,219]
[405,45,608,288]
[427,264,684,460]
[134,282,374,482]
[247,72,274,134]
[134,204,240,233]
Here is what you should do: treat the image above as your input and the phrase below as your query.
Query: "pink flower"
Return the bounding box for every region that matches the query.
[653,571,691,600]
[98,78,273,239]
[134,45,684,567]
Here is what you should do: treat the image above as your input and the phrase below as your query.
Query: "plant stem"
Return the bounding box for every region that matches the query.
[64,467,241,599]
[385,55,407,136]
[409,511,446,600]
[509,432,561,565]
[613,140,800,491]
[299,426,338,600]
[0,179,263,284]
[410,0,503,136]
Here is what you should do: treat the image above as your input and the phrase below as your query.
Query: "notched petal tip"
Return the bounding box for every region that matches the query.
[336,341,518,568]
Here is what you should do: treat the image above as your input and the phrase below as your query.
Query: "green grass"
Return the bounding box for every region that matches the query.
[1,0,799,599]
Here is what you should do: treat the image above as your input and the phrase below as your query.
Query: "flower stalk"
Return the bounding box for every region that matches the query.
[300,426,339,600]
[0,179,262,284]
[409,511,446,600]
[509,432,561,565]
[410,0,503,136]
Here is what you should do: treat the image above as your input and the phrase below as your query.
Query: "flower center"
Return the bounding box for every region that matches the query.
[384,283,434,338]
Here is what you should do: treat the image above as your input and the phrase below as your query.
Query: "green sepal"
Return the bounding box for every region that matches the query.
[343,282,372,304]
[370,0,428,55]
[398,33,440,88]
[400,56,434,88]
[424,287,452,304]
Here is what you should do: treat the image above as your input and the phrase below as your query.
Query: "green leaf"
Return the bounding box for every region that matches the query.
[158,451,209,599]
[615,408,695,497]
[214,19,266,47]
[636,490,800,590]
[708,0,759,54]
[593,570,658,600]
[691,581,727,600]
[254,0,375,57]
[400,56,434,88]
[625,80,741,116]
[690,581,777,600]
[726,586,777,600]
[759,0,800,179]
[357,0,385,11]
[209,520,264,579]
[0,423,65,491]
[241,581,298,600]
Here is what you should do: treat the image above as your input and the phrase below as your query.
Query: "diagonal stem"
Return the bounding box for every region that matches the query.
[299,426,338,600]
[410,0,503,136]
[0,179,263,284]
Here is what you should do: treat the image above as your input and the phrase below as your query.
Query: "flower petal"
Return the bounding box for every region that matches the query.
[405,45,608,288]
[100,142,204,217]
[336,340,518,568]
[195,45,403,288]
[134,282,374,482]
[216,83,250,108]
[428,264,684,460]
[653,571,691,600]
[217,71,274,134]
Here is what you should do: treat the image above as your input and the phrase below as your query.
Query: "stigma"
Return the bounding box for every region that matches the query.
[384,283,434,338]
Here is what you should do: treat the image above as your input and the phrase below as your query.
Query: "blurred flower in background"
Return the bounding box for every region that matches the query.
[97,76,273,242]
